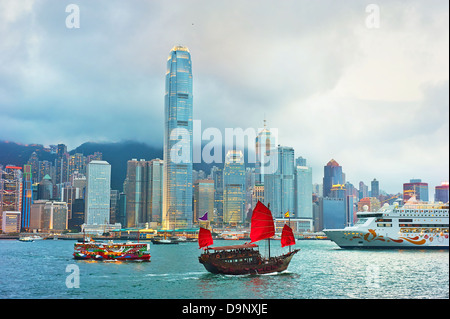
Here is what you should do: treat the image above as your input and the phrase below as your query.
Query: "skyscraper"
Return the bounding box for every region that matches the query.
[223,150,246,224]
[435,182,449,203]
[193,179,215,222]
[21,164,32,230]
[264,146,295,217]
[371,178,379,199]
[295,160,313,219]
[255,120,276,185]
[163,46,193,229]
[323,159,344,198]
[85,160,111,225]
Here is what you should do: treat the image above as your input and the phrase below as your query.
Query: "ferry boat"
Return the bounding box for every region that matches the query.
[324,197,449,249]
[73,241,151,261]
[198,201,300,275]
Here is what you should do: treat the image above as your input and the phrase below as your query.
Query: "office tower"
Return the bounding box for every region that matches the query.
[435,182,449,203]
[0,166,22,232]
[110,190,119,224]
[223,150,246,224]
[163,45,193,229]
[323,159,344,198]
[85,160,111,225]
[255,120,276,184]
[264,146,295,217]
[38,174,53,200]
[295,161,313,219]
[124,158,163,227]
[148,159,164,224]
[1,211,21,233]
[359,181,369,200]
[21,164,32,230]
[30,200,47,230]
[371,178,379,199]
[27,152,40,183]
[43,201,68,231]
[211,166,223,222]
[55,144,68,184]
[124,159,149,227]
[69,198,84,232]
[86,152,102,163]
[403,179,429,202]
[194,180,215,222]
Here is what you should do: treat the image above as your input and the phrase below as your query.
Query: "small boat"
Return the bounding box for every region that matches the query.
[18,236,34,242]
[151,238,179,245]
[198,201,300,275]
[73,241,151,261]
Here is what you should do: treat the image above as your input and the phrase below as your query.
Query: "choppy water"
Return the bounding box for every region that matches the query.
[0,239,448,299]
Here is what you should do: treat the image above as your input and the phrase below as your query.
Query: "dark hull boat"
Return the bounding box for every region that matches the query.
[198,202,300,275]
[199,243,299,275]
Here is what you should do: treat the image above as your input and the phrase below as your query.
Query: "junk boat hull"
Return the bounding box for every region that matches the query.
[199,244,299,275]
[73,242,151,261]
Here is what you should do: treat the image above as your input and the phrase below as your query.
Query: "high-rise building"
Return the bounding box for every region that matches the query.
[295,162,313,219]
[371,178,379,199]
[148,159,164,224]
[124,158,163,227]
[255,120,276,185]
[38,174,53,200]
[43,201,68,231]
[55,144,68,184]
[193,179,215,222]
[163,46,193,229]
[323,159,344,198]
[211,166,223,222]
[30,200,47,230]
[223,150,246,224]
[21,164,33,230]
[85,160,111,225]
[264,146,295,217]
[435,182,449,203]
[403,179,429,203]
[27,152,40,183]
[0,166,22,232]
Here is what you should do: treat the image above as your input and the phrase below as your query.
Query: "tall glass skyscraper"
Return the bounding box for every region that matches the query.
[163,46,193,229]
[323,159,344,198]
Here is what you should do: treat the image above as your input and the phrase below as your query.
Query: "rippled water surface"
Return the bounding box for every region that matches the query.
[0,239,448,299]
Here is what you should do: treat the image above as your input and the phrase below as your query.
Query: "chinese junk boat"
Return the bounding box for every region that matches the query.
[73,241,151,261]
[198,201,299,275]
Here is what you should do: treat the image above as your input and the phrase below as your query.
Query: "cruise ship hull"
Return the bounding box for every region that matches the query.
[324,199,449,250]
[324,229,449,249]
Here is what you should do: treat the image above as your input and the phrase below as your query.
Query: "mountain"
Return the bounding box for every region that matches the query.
[0,141,56,167]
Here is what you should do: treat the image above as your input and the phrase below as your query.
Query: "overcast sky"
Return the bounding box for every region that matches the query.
[0,0,448,195]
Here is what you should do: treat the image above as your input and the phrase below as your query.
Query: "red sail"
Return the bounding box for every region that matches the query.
[250,201,275,243]
[198,227,214,249]
[281,224,296,247]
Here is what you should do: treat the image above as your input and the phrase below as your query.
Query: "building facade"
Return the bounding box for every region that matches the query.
[85,160,111,225]
[163,45,194,229]
[223,150,246,224]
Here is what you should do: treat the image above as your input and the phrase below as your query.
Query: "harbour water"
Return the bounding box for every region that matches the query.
[0,239,448,299]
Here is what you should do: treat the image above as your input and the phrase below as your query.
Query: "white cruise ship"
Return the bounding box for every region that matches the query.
[324,197,449,249]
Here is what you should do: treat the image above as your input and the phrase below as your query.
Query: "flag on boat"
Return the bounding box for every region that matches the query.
[198,227,214,249]
[284,211,290,218]
[281,224,296,247]
[198,212,208,221]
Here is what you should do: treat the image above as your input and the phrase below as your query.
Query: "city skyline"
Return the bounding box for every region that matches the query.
[0,0,448,195]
